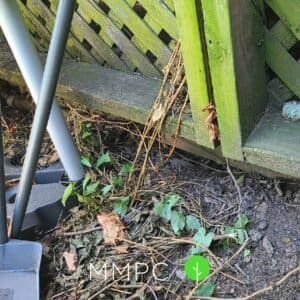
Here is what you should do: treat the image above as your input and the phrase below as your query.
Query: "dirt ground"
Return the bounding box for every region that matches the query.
[1,86,300,300]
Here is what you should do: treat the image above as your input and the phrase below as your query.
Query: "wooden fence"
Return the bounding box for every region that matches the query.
[17,0,177,78]
[265,0,300,106]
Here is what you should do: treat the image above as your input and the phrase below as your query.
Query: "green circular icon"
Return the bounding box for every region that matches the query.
[184,255,210,281]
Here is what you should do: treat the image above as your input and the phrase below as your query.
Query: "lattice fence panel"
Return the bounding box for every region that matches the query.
[16,0,177,78]
[264,0,300,104]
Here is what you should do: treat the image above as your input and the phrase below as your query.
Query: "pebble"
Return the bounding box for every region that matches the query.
[256,202,268,219]
[293,190,300,204]
[263,236,274,256]
[258,221,268,230]
[249,229,263,242]
[282,100,300,121]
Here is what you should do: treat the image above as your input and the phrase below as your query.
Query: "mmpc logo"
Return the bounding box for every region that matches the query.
[89,255,211,283]
[89,262,169,282]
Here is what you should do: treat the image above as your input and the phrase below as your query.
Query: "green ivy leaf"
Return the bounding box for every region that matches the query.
[193,227,214,253]
[154,193,181,221]
[186,215,201,231]
[170,210,185,235]
[196,283,215,297]
[82,176,91,192]
[96,152,111,168]
[77,194,86,203]
[121,163,134,175]
[224,222,248,245]
[113,196,130,217]
[243,249,251,257]
[82,131,91,139]
[102,184,112,195]
[84,182,100,196]
[236,228,248,245]
[235,214,249,229]
[81,156,92,168]
[62,183,75,207]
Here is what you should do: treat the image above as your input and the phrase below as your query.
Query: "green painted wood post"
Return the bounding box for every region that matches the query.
[201,0,267,160]
[174,0,214,149]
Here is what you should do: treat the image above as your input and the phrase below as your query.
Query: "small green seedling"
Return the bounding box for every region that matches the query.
[96,152,111,168]
[81,122,92,139]
[224,214,249,245]
[113,196,130,217]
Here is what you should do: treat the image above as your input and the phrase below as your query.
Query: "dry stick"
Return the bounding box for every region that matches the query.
[129,44,183,196]
[186,239,249,300]
[137,59,184,165]
[152,236,221,268]
[226,158,243,210]
[52,280,85,299]
[132,73,186,199]
[241,265,300,300]
[119,238,174,265]
[163,91,189,163]
[62,226,101,236]
[193,266,300,300]
[88,275,129,300]
[128,43,180,183]
[219,271,245,285]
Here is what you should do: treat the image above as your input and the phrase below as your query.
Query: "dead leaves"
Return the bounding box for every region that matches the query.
[63,251,77,272]
[150,102,165,124]
[115,245,129,254]
[97,212,126,245]
[202,103,219,142]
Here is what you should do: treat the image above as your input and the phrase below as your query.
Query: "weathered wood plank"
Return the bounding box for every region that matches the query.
[202,0,266,159]
[268,78,293,108]
[136,0,177,39]
[245,108,300,178]
[72,13,131,71]
[265,0,300,40]
[99,0,171,70]
[173,0,214,149]
[162,0,174,12]
[17,1,51,51]
[26,0,129,71]
[270,20,296,50]
[18,0,97,64]
[126,0,177,49]
[265,30,300,98]
[77,0,161,77]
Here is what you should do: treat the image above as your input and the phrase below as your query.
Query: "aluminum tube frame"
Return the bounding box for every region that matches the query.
[11,0,76,238]
[0,106,8,245]
[0,0,84,182]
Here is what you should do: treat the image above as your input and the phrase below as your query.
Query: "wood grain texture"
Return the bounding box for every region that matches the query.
[17,0,177,77]
[202,0,266,160]
[265,0,300,40]
[266,30,300,98]
[173,0,214,149]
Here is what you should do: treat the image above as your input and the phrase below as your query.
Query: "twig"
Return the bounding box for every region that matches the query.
[190,265,300,300]
[226,159,243,210]
[241,265,300,300]
[61,226,101,236]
